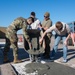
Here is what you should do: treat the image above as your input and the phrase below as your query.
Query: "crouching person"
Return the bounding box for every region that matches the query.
[40,21,71,63]
[3,17,34,63]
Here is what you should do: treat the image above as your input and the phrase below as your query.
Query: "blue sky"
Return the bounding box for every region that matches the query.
[0,0,75,31]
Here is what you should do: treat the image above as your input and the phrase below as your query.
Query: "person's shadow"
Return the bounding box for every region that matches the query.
[0,48,4,64]
[67,49,75,61]
[50,48,75,62]
[0,47,29,65]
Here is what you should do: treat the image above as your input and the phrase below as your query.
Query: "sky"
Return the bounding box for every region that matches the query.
[0,0,75,33]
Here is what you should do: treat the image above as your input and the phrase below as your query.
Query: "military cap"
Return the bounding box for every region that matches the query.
[44,12,50,17]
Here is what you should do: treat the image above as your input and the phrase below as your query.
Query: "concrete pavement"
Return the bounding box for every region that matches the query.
[0,36,75,75]
[50,36,75,69]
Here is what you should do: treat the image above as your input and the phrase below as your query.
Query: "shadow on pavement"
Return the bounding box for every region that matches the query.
[0,48,29,65]
[0,47,75,64]
[50,48,75,61]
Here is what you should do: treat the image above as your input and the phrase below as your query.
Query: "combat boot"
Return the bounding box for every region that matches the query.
[13,56,21,63]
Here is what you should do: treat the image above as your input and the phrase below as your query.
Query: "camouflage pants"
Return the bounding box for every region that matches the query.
[3,29,18,57]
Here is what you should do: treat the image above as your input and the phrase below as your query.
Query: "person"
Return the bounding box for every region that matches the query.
[39,21,71,62]
[3,17,34,63]
[64,32,75,46]
[40,12,52,59]
[30,12,41,29]
[70,32,75,46]
[28,12,41,62]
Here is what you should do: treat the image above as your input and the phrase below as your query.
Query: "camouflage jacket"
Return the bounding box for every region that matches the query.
[6,17,30,42]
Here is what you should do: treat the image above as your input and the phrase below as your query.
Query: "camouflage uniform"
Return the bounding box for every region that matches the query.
[4,17,30,62]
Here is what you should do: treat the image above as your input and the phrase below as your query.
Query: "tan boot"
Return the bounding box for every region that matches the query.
[13,56,21,63]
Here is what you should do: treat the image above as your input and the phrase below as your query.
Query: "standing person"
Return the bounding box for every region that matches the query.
[28,12,41,62]
[30,11,41,49]
[39,21,71,62]
[3,17,34,63]
[41,12,52,59]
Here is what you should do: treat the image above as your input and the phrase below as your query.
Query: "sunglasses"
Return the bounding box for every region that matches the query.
[44,16,48,18]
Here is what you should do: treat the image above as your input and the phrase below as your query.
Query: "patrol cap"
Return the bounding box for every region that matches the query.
[44,12,50,17]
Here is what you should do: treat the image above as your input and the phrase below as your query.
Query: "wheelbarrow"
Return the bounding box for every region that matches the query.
[24,29,44,62]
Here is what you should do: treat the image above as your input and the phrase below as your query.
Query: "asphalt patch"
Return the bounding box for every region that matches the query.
[25,63,50,73]
[25,62,75,75]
